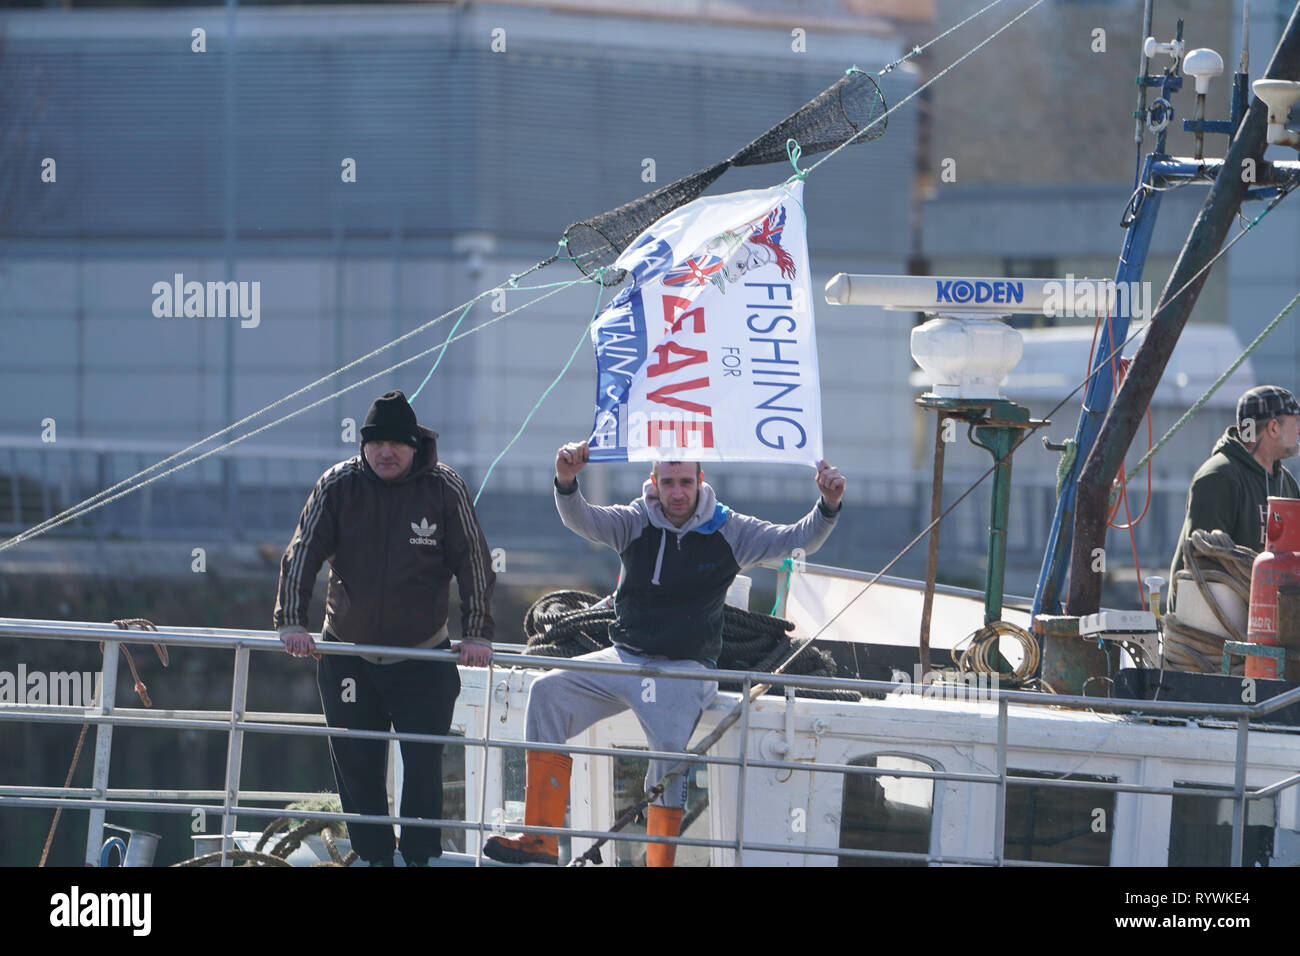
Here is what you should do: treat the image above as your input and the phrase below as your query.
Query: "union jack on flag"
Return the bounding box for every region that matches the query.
[749,206,796,279]
[663,254,724,287]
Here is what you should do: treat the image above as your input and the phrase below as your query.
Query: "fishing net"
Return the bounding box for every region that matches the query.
[562,162,729,287]
[561,69,887,286]
[727,68,887,166]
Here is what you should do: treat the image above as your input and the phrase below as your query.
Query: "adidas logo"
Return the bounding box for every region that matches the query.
[409,518,438,546]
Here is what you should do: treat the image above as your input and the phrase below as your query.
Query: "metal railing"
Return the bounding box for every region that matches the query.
[3,617,1300,867]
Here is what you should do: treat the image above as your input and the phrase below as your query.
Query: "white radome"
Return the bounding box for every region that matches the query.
[910,314,1024,400]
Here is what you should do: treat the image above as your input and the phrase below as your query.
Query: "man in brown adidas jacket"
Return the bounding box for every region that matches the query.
[274,390,496,866]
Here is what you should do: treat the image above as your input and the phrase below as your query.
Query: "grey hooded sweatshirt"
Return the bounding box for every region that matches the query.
[555,476,839,664]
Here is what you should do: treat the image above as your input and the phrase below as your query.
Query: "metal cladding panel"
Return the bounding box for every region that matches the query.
[230,42,468,237]
[470,51,917,255]
[4,32,914,256]
[2,44,227,237]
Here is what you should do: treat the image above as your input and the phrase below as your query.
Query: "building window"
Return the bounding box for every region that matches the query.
[1169,782,1274,867]
[839,754,938,866]
[1004,769,1115,865]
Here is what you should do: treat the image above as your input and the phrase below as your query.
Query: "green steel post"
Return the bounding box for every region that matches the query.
[976,424,1018,627]
[916,396,1041,676]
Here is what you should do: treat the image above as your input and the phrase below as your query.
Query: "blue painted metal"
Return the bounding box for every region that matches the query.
[1032,68,1188,618]
[99,836,127,867]
[1032,40,1281,620]
[1183,119,1235,135]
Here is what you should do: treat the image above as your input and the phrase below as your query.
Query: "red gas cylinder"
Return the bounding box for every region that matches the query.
[1246,497,1300,679]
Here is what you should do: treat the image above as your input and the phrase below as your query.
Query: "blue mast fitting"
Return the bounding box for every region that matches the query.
[1031,153,1164,617]
[1030,21,1269,619]
[1031,64,1186,618]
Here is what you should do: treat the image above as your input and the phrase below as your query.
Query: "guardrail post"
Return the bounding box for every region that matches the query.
[735,678,752,867]
[475,660,495,866]
[83,640,120,865]
[1231,714,1249,867]
[221,646,250,865]
[994,695,1008,866]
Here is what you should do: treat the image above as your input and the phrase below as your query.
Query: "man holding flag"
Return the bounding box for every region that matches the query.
[484,441,844,866]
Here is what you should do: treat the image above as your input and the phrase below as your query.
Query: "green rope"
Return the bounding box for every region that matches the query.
[409,300,476,401]
[1054,438,1077,497]
[1117,286,1300,491]
[409,273,602,402]
[473,272,608,505]
[785,138,807,183]
[770,557,795,615]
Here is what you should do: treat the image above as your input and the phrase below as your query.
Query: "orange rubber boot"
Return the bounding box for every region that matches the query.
[483,751,571,865]
[645,805,684,867]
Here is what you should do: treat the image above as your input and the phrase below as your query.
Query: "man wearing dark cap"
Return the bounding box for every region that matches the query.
[1168,385,1300,610]
[274,390,496,866]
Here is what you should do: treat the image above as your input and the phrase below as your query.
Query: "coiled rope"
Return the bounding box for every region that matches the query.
[950,620,1040,682]
[172,812,358,867]
[1163,530,1256,676]
[521,590,860,702]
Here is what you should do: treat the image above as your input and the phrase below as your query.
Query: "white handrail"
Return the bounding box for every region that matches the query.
[5,616,1300,866]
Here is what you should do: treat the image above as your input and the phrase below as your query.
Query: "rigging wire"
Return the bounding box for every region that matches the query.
[875,0,1011,75]
[1086,306,1154,608]
[0,261,579,551]
[0,276,593,551]
[3,0,1056,552]
[805,0,1048,177]
[472,273,608,505]
[788,181,1300,649]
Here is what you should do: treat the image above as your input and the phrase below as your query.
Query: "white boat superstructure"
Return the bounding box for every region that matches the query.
[4,562,1300,868]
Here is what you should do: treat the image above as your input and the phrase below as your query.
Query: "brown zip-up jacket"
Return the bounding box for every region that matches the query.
[273,426,495,647]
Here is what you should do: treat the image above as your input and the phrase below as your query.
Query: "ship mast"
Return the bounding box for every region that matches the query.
[1067,3,1300,615]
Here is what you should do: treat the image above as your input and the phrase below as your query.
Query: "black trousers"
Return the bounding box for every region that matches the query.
[316,637,461,863]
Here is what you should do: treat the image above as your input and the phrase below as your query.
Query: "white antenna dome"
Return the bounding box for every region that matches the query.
[1183,48,1224,95]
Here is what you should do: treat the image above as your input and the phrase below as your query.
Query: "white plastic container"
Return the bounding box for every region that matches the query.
[726,574,752,610]
[1173,572,1247,638]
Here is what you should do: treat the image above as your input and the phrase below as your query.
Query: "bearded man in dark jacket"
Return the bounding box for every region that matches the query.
[1168,385,1300,611]
[274,390,495,866]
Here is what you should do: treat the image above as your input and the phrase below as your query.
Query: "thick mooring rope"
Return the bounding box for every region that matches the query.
[1164,530,1256,676]
[521,590,859,702]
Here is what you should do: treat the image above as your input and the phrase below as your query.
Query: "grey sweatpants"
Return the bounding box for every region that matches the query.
[525,646,718,808]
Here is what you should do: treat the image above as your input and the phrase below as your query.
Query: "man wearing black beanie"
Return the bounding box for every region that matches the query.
[274,389,496,866]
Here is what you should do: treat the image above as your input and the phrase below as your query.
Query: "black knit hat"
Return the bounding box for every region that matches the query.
[361,390,420,448]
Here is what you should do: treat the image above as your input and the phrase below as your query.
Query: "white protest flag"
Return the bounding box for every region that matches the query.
[587,181,822,466]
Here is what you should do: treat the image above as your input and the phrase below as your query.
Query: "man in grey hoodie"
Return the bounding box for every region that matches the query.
[484,442,845,865]
[1168,385,1300,611]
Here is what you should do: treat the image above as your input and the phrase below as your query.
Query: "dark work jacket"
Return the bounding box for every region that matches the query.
[274,426,496,647]
[1168,426,1299,610]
